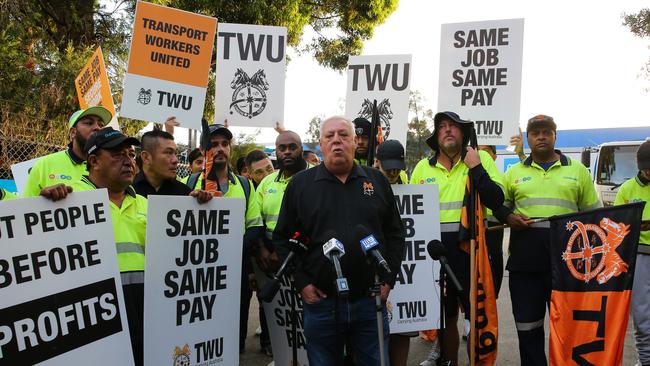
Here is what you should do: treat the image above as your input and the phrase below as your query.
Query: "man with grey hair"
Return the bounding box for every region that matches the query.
[274,116,405,365]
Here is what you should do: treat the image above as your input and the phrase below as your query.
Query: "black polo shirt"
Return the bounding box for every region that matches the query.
[273,163,405,299]
[133,171,192,198]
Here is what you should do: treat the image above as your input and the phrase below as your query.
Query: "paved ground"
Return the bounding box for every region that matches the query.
[240,231,640,365]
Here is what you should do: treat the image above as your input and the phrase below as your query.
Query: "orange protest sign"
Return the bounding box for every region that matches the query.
[127,1,216,88]
[74,47,116,115]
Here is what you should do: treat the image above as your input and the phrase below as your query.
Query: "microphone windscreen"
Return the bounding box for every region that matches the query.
[426,240,446,260]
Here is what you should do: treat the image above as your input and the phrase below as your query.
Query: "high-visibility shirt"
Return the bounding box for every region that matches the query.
[398,170,408,184]
[70,176,148,284]
[0,189,17,200]
[221,172,263,229]
[410,150,504,226]
[503,153,600,218]
[615,175,650,248]
[255,165,312,238]
[23,145,86,197]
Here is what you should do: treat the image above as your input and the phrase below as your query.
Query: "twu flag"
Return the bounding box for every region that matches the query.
[549,202,645,366]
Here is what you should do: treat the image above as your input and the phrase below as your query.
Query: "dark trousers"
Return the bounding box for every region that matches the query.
[123,283,144,366]
[240,265,252,351]
[509,271,551,366]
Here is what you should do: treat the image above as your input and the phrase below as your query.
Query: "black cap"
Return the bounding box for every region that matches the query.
[377,140,406,170]
[353,117,371,137]
[208,123,233,140]
[638,139,650,171]
[426,111,473,151]
[84,127,140,155]
[527,114,557,133]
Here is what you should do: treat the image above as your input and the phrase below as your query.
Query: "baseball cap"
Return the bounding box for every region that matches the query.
[208,123,233,140]
[527,114,557,132]
[637,139,650,171]
[68,106,113,129]
[84,127,140,156]
[353,117,371,137]
[377,140,406,171]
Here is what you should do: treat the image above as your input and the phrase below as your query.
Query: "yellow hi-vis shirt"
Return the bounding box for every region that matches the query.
[23,147,87,197]
[255,165,312,239]
[615,175,650,249]
[410,150,503,226]
[0,189,17,200]
[70,176,148,285]
[503,153,600,219]
[221,172,263,230]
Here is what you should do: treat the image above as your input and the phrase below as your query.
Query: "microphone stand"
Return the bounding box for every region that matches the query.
[368,262,387,366]
[289,275,298,366]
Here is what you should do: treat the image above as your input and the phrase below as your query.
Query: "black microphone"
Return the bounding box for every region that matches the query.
[322,230,349,298]
[259,232,309,302]
[355,224,391,274]
[427,240,463,292]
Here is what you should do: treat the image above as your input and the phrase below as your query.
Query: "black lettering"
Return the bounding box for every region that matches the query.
[166,209,181,236]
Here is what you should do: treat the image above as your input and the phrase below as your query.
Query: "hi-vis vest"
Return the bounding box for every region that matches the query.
[410,150,503,231]
[221,172,263,229]
[24,148,87,197]
[615,175,650,248]
[71,176,148,285]
[503,153,600,220]
[255,165,312,239]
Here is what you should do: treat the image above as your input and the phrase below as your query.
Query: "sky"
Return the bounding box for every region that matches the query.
[170,0,650,146]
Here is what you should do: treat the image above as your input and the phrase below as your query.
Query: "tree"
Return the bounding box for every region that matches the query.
[229,129,264,170]
[305,115,322,143]
[405,91,433,173]
[623,9,650,89]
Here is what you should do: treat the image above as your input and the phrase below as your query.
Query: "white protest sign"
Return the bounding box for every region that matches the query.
[144,196,245,366]
[257,273,309,366]
[215,23,287,128]
[388,184,441,333]
[11,156,42,195]
[0,190,133,365]
[120,1,217,130]
[345,54,411,149]
[438,19,524,145]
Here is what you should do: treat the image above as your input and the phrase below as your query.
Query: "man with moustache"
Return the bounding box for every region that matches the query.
[353,117,372,165]
[410,111,506,366]
[24,106,110,197]
[501,115,599,366]
[274,117,404,366]
[39,127,146,365]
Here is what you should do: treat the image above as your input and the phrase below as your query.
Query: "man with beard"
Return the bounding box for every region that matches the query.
[274,117,404,366]
[133,129,211,203]
[39,127,146,365]
[410,111,506,366]
[353,117,372,166]
[202,123,264,353]
[24,106,110,197]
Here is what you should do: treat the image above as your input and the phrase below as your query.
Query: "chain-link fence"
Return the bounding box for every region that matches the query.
[0,124,193,181]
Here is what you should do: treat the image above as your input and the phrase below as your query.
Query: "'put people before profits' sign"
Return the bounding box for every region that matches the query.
[438,18,525,145]
[120,1,217,130]
[144,196,244,366]
[0,190,134,366]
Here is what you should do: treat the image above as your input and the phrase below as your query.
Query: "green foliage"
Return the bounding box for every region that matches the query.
[305,115,322,143]
[405,91,433,173]
[229,129,264,169]
[623,9,650,89]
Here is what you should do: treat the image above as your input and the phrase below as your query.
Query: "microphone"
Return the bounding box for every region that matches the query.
[322,231,349,298]
[259,232,309,302]
[355,224,391,274]
[426,240,463,292]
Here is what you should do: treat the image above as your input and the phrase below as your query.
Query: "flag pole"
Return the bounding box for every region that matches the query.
[468,123,478,366]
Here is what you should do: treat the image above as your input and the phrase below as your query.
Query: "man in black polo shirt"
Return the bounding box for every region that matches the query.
[274,116,404,366]
[133,129,211,203]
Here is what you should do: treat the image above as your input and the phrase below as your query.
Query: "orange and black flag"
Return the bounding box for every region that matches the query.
[199,118,221,196]
[549,202,645,366]
[459,177,498,366]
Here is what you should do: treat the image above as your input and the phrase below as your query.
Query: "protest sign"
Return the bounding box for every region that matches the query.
[144,196,245,366]
[438,19,524,145]
[345,54,411,149]
[388,184,441,333]
[121,1,217,130]
[215,23,286,128]
[74,47,119,129]
[0,190,133,365]
[10,157,41,196]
